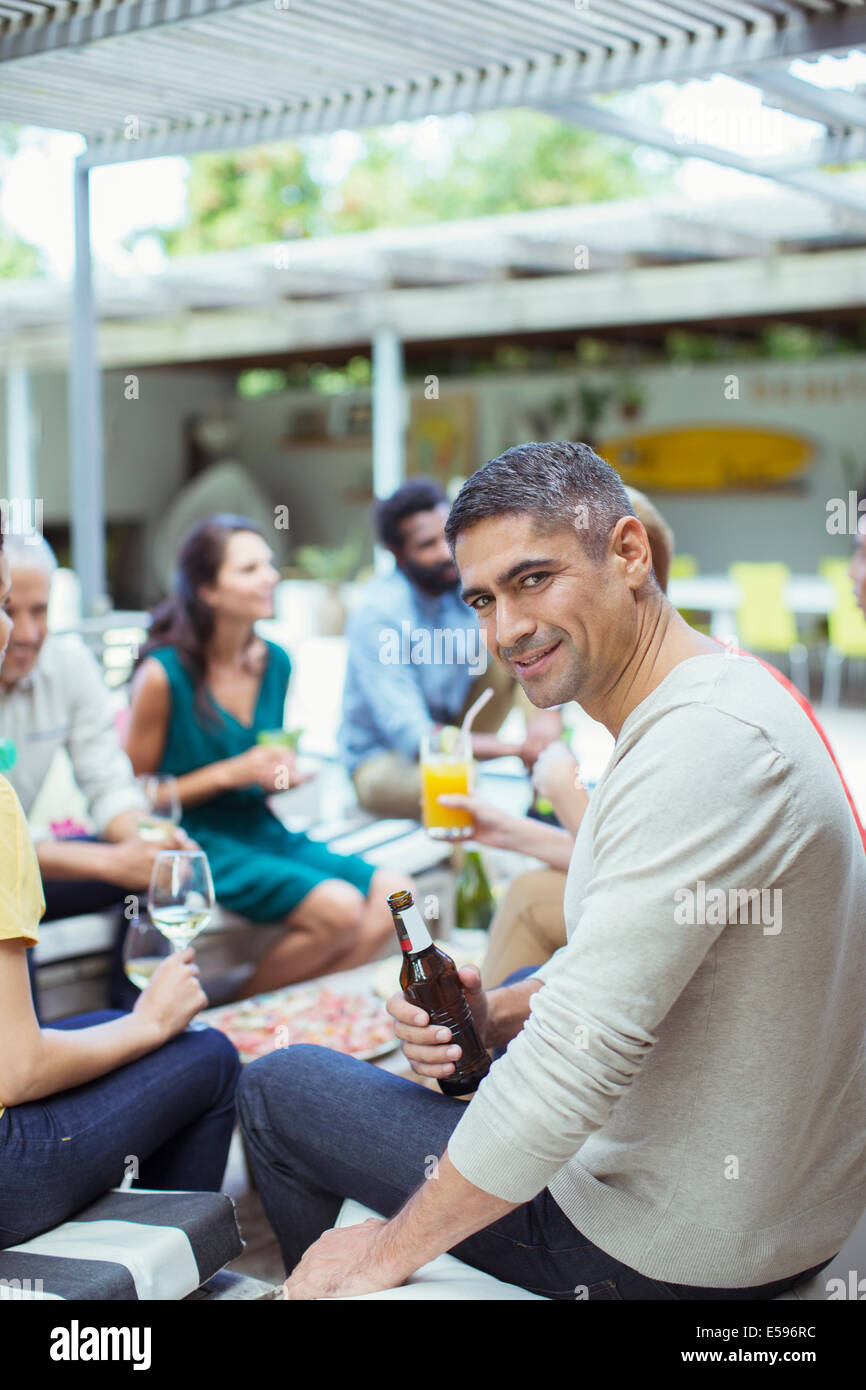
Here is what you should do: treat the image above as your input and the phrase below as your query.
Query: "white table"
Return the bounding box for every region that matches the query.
[668,574,834,640]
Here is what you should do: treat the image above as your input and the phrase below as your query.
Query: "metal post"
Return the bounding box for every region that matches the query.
[5,358,36,515]
[372,324,406,575]
[68,156,108,614]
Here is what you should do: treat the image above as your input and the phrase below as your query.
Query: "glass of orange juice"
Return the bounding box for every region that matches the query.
[420,728,474,840]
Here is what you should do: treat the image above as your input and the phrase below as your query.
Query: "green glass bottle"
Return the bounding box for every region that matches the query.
[455,849,496,932]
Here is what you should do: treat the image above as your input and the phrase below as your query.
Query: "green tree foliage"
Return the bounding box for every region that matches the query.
[159,145,323,255]
[147,108,660,255]
[335,111,651,231]
[0,124,43,279]
[0,236,41,279]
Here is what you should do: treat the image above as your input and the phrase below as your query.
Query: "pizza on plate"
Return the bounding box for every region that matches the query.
[210,987,396,1062]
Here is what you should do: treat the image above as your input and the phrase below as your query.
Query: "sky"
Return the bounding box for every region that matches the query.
[0,52,864,281]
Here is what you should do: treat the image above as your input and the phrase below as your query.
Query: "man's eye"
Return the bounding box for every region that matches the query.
[522,572,549,587]
[471,595,492,612]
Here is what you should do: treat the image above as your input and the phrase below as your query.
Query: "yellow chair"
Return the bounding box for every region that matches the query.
[819,558,866,705]
[670,555,711,633]
[670,554,699,579]
[729,563,809,696]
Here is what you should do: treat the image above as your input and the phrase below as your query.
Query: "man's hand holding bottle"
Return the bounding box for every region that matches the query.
[387,964,489,1084]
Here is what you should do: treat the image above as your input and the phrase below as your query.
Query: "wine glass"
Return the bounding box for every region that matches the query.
[122,915,172,992]
[136,774,182,842]
[148,850,215,1030]
[147,850,215,952]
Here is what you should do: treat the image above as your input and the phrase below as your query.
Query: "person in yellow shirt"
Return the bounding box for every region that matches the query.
[0,520,240,1249]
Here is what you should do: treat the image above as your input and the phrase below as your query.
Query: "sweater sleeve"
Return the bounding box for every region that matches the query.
[447,703,799,1202]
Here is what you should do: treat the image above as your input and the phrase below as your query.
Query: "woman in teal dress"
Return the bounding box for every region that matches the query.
[124,514,412,995]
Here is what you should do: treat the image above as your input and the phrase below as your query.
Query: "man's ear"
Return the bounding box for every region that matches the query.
[616,516,653,590]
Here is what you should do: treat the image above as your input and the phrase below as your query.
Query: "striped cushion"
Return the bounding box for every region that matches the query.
[0,1189,243,1301]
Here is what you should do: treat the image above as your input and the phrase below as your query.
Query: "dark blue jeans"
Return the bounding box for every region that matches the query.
[238,967,837,1300]
[0,1010,241,1250]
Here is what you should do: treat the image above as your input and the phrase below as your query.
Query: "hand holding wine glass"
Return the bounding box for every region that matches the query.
[123,915,207,1038]
[131,949,209,1041]
[146,850,215,1030]
[135,774,182,843]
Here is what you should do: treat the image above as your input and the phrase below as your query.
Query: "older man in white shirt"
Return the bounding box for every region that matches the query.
[0,532,188,1010]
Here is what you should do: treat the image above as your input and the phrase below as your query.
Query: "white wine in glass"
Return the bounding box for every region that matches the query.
[136,775,182,842]
[122,917,171,991]
[148,850,215,952]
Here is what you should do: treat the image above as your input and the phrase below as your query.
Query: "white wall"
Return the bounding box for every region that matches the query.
[227,355,865,574]
[0,365,233,524]
[2,353,863,599]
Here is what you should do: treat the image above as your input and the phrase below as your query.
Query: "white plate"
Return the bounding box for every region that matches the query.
[351,1034,400,1062]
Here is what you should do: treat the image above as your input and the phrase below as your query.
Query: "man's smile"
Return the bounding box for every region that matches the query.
[510,639,562,677]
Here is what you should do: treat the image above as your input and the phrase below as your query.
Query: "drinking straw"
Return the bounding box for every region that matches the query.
[459,686,494,740]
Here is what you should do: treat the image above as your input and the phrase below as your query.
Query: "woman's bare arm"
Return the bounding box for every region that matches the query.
[124,659,240,809]
[0,938,206,1109]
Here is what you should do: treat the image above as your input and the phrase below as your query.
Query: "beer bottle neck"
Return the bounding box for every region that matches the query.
[392,901,434,955]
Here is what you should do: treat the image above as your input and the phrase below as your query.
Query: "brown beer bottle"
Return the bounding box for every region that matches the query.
[388,888,491,1097]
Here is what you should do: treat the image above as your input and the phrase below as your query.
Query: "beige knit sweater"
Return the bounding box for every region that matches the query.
[448,653,866,1287]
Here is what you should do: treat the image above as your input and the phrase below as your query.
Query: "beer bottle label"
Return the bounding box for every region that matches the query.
[398,900,434,955]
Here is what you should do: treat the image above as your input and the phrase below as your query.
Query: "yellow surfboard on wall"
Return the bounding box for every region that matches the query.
[597,425,813,491]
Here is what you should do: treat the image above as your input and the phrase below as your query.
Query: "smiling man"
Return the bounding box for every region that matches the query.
[338,478,557,819]
[239,441,866,1301]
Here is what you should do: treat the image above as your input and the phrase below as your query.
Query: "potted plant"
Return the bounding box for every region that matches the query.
[617,380,645,421]
[294,538,364,635]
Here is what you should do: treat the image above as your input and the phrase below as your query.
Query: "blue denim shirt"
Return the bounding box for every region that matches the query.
[338,569,488,773]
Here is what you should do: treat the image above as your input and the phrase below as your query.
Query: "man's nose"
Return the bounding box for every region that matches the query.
[496,595,534,653]
[11,615,39,644]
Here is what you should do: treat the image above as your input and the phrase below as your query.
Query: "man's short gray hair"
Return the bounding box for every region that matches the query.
[444,441,636,564]
[3,531,58,573]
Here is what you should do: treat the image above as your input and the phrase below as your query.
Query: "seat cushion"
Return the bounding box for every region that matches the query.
[0,1188,242,1300]
[332,1200,831,1302]
[329,1199,545,1300]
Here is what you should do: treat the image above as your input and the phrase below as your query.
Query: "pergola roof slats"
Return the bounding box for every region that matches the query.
[2,187,863,359]
[2,0,865,166]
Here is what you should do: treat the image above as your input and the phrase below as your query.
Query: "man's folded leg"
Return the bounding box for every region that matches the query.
[236,1044,668,1300]
[237,1044,466,1274]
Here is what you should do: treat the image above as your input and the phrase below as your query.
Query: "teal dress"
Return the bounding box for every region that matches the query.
[150,643,376,922]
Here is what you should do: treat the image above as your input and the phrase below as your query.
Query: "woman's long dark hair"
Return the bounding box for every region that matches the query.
[137,514,267,723]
